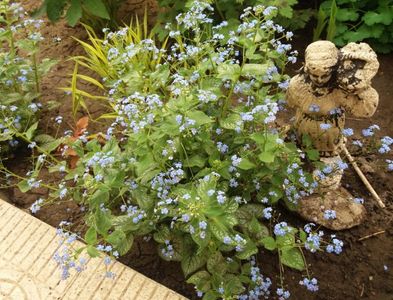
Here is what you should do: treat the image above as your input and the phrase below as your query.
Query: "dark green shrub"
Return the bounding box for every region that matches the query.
[316,0,393,53]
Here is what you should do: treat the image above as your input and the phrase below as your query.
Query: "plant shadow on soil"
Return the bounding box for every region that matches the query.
[2,1,393,299]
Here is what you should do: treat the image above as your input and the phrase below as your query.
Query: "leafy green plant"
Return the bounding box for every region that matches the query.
[313,0,337,42]
[315,0,393,53]
[3,3,344,298]
[153,0,313,40]
[0,0,56,155]
[34,0,127,29]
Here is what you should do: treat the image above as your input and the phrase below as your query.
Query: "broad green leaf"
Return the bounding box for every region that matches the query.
[39,58,58,74]
[336,8,359,22]
[82,0,110,19]
[241,64,269,77]
[17,180,31,193]
[306,149,320,161]
[94,209,111,235]
[202,290,218,300]
[184,155,206,168]
[247,217,269,240]
[261,236,276,250]
[219,113,241,130]
[235,204,264,225]
[207,251,226,275]
[238,157,256,170]
[84,227,97,244]
[363,10,393,26]
[258,151,275,163]
[87,245,100,257]
[277,0,297,18]
[235,240,258,260]
[47,0,66,22]
[25,122,38,140]
[280,248,305,271]
[153,226,171,243]
[66,0,82,26]
[210,223,229,242]
[187,111,213,125]
[181,251,208,277]
[225,275,245,295]
[186,271,211,292]
[90,189,109,208]
[34,134,62,152]
[106,230,133,255]
[217,64,241,81]
[276,231,296,250]
[105,229,126,245]
[299,230,307,243]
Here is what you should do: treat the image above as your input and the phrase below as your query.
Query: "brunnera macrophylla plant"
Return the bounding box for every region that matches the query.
[0,0,56,156]
[9,3,344,299]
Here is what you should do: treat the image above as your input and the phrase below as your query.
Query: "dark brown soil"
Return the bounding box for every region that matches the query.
[2,2,393,299]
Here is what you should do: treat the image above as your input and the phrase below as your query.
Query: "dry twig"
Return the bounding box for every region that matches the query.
[358,230,385,241]
[342,145,385,208]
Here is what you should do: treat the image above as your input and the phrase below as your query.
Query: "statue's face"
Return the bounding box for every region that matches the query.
[307,67,332,87]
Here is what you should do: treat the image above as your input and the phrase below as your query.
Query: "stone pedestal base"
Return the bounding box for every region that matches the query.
[298,187,366,230]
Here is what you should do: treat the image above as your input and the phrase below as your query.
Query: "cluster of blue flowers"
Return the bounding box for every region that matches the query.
[326,235,344,254]
[120,204,145,224]
[238,257,272,299]
[30,198,44,214]
[378,136,393,154]
[54,226,87,280]
[299,277,319,292]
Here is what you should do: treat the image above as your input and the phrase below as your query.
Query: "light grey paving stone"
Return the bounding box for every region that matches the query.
[0,199,187,300]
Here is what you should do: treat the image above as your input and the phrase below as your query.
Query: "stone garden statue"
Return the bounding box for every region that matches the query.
[286,40,380,230]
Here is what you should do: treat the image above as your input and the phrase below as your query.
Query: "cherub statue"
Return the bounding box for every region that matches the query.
[286,40,379,230]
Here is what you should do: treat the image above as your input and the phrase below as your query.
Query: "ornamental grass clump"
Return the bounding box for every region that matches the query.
[8,3,345,299]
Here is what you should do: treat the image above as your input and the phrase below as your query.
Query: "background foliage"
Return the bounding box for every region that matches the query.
[34,0,127,29]
[316,0,393,53]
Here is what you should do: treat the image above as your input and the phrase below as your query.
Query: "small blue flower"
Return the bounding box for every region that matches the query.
[353,197,364,204]
[263,207,272,219]
[182,214,190,222]
[223,236,232,244]
[323,209,336,220]
[342,128,354,136]
[199,221,207,230]
[274,222,290,236]
[320,123,332,130]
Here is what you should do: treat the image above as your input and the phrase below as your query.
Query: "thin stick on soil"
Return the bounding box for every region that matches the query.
[342,145,385,208]
[358,230,385,241]
[360,283,365,297]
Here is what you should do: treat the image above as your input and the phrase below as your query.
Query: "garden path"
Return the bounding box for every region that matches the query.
[0,198,186,300]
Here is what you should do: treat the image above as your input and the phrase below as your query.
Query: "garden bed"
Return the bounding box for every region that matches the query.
[2,1,393,299]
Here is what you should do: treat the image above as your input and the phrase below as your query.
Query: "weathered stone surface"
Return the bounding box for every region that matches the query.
[298,187,366,230]
[0,199,187,300]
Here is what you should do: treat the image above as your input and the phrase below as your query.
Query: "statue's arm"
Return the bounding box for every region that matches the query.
[342,87,379,118]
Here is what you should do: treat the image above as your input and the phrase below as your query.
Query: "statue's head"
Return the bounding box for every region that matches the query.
[304,41,339,87]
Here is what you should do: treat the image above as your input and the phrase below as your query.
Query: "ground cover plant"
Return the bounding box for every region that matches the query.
[0,0,56,156]
[1,3,354,299]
